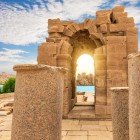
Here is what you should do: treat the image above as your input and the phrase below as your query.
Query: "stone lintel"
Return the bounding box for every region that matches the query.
[13,64,67,74]
[110,87,129,92]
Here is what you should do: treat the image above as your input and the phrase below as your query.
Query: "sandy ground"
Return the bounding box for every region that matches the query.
[76,93,95,105]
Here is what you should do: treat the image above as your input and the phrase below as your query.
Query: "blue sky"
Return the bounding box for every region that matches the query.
[0,0,140,73]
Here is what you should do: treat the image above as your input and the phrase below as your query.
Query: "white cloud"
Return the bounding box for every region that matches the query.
[0,0,108,45]
[0,48,28,63]
[62,0,107,20]
[125,6,140,26]
[0,0,140,46]
[0,7,50,45]
[0,48,37,73]
[0,59,37,74]
[114,0,139,5]
[0,63,15,74]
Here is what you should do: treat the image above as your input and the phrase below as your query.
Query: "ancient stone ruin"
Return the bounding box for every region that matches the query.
[76,73,94,86]
[37,6,138,118]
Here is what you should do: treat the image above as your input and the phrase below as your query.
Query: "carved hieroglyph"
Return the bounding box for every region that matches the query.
[37,6,138,118]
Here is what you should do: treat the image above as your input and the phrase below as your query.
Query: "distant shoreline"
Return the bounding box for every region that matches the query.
[76,85,95,93]
[77,85,94,86]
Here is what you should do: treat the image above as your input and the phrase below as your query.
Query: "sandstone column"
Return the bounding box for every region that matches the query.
[94,54,107,116]
[128,53,140,140]
[57,54,73,118]
[106,36,128,117]
[11,64,66,140]
[110,87,129,140]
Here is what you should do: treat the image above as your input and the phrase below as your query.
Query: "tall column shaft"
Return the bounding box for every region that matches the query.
[57,54,73,117]
[110,87,129,140]
[128,53,140,140]
[11,64,66,140]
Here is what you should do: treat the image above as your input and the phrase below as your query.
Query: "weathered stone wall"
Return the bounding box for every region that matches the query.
[37,6,138,118]
[94,47,107,116]
[106,36,128,115]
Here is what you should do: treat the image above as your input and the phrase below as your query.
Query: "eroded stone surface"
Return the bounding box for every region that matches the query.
[128,53,140,140]
[11,64,66,140]
[37,6,138,119]
[110,87,129,140]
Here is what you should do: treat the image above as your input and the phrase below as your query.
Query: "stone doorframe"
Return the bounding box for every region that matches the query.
[37,6,138,118]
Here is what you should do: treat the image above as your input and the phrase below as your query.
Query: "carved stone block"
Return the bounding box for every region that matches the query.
[100,24,107,33]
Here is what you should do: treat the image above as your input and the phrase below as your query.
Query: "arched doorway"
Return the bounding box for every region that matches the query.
[38,7,136,118]
[38,27,108,119]
[76,54,95,106]
[67,53,96,118]
[67,30,104,118]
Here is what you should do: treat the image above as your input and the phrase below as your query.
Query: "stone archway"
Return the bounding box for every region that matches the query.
[37,6,138,119]
[70,30,97,103]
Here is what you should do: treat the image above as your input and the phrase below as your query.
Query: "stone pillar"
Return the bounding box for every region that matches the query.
[128,53,140,140]
[57,54,73,118]
[11,64,66,140]
[106,36,128,117]
[110,87,129,140]
[126,27,138,55]
[94,54,107,116]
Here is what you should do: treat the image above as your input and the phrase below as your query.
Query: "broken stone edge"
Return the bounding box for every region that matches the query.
[13,64,67,74]
[110,87,129,92]
[128,52,140,59]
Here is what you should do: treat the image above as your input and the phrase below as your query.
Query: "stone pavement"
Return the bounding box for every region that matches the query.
[76,93,95,106]
[62,119,113,140]
[0,114,112,140]
[0,93,113,140]
[68,106,95,119]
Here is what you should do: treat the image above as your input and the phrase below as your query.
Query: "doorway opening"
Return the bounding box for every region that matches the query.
[68,53,96,118]
[68,30,97,119]
[75,54,95,106]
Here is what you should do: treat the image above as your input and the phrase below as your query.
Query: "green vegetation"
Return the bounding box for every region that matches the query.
[0,88,2,94]
[0,84,3,94]
[2,78,15,93]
